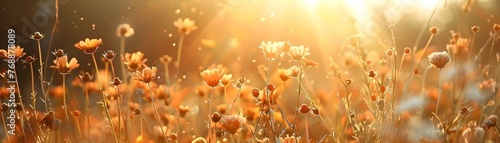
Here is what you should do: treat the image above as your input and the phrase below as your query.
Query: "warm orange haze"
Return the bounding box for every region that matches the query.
[0,0,499,142]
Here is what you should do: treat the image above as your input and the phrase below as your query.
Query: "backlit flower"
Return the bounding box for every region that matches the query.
[173,18,197,35]
[102,50,116,60]
[133,66,157,83]
[200,68,224,87]
[277,68,290,82]
[220,115,245,134]
[220,74,233,86]
[50,55,80,74]
[428,51,451,69]
[74,38,103,54]
[288,66,300,78]
[0,46,25,60]
[288,45,310,61]
[30,32,44,40]
[259,41,284,60]
[122,51,148,71]
[116,23,135,38]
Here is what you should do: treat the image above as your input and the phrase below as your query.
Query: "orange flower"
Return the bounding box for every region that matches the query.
[74,38,103,54]
[0,46,25,60]
[116,23,135,38]
[220,115,245,134]
[259,41,284,60]
[122,51,148,71]
[287,66,300,78]
[133,66,157,83]
[50,55,79,74]
[277,68,290,82]
[288,45,310,61]
[200,68,224,87]
[173,18,197,35]
[428,51,451,69]
[220,74,233,86]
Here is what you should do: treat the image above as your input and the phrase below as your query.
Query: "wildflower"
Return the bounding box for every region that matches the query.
[116,23,134,37]
[259,41,284,59]
[169,133,178,141]
[159,55,173,64]
[404,47,411,54]
[494,24,500,32]
[282,41,292,52]
[154,84,169,100]
[252,88,260,98]
[30,32,44,40]
[52,49,66,57]
[471,26,479,33]
[50,55,80,75]
[220,74,232,86]
[200,68,224,87]
[280,134,300,143]
[103,50,116,60]
[74,38,103,54]
[22,56,36,64]
[311,107,319,115]
[220,115,245,134]
[134,108,141,115]
[277,68,290,82]
[133,66,157,83]
[288,66,300,78]
[367,70,376,78]
[430,27,439,35]
[122,51,148,71]
[217,104,227,114]
[0,46,25,60]
[211,112,221,122]
[288,45,310,61]
[173,18,197,35]
[79,72,93,82]
[477,78,496,93]
[111,77,122,86]
[299,104,310,114]
[177,105,190,117]
[428,51,451,69]
[386,49,394,56]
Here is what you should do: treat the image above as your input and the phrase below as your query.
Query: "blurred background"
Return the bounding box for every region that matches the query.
[0,0,499,113]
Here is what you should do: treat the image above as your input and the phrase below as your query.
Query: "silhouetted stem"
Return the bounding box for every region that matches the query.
[148,83,167,141]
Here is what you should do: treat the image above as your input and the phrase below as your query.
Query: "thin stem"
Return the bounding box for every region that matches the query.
[84,83,90,141]
[91,53,119,143]
[75,117,82,139]
[62,74,74,141]
[148,83,167,141]
[115,86,122,141]
[207,87,214,142]
[13,68,36,140]
[305,114,309,142]
[174,35,185,79]
[488,32,497,66]
[120,37,128,85]
[30,63,45,135]
[468,33,476,61]
[436,69,442,114]
[37,40,49,112]
[164,63,171,85]
[292,63,303,135]
[228,88,242,114]
[141,115,156,142]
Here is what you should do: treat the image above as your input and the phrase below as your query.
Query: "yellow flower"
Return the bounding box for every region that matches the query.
[287,66,300,78]
[288,45,310,61]
[173,18,197,35]
[116,24,135,38]
[133,66,157,83]
[200,68,224,87]
[74,38,103,54]
[428,51,451,69]
[220,74,233,86]
[50,55,80,74]
[0,46,25,60]
[122,51,148,71]
[277,68,290,82]
[259,41,283,60]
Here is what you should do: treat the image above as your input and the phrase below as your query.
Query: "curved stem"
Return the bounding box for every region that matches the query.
[91,53,119,143]
[62,74,74,141]
[292,63,302,137]
[37,40,49,112]
[488,32,497,66]
[148,83,167,141]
